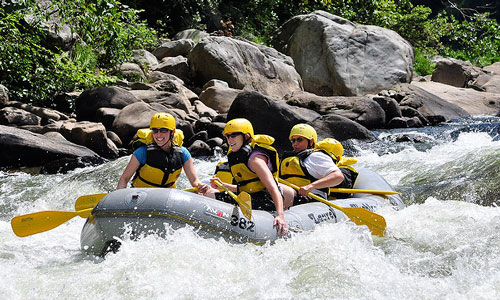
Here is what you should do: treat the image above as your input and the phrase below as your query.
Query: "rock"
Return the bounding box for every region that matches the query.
[0,124,103,169]
[193,100,218,118]
[311,114,378,141]
[152,56,191,83]
[118,62,146,82]
[431,57,483,88]
[199,85,241,113]
[173,29,209,42]
[59,121,119,159]
[407,82,499,116]
[43,131,66,141]
[75,86,139,122]
[273,10,413,96]
[0,107,41,126]
[95,107,121,130]
[106,131,123,147]
[284,91,386,129]
[189,36,303,100]
[152,39,196,60]
[7,101,66,121]
[129,90,192,114]
[112,101,174,145]
[0,84,8,106]
[188,140,212,157]
[132,49,158,68]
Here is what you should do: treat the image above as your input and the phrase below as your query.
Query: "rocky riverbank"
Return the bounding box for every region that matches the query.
[1,11,499,174]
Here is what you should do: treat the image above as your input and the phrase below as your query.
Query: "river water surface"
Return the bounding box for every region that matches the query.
[1,117,499,299]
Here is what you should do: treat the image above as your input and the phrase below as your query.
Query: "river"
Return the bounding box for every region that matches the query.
[1,116,499,299]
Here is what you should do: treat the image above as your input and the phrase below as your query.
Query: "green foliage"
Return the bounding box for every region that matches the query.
[439,12,500,66]
[413,50,436,76]
[0,0,157,107]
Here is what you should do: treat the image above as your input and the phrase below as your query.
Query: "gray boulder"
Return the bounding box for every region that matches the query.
[273,10,414,96]
[0,125,103,170]
[284,91,386,129]
[75,86,139,122]
[189,36,303,100]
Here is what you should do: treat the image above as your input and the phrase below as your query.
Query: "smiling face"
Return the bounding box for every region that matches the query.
[152,127,173,148]
[225,132,245,152]
[291,135,309,152]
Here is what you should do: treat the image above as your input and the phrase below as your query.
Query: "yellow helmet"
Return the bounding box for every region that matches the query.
[224,118,254,138]
[289,123,317,144]
[150,112,175,130]
[316,138,343,161]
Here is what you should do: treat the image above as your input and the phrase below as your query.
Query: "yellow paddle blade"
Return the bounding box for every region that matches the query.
[236,192,252,220]
[74,193,108,211]
[278,178,387,236]
[11,208,93,237]
[213,179,252,219]
[338,206,386,236]
[330,188,400,195]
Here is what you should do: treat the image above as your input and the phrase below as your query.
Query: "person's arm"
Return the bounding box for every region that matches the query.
[117,155,141,189]
[182,157,210,194]
[249,154,287,235]
[299,169,344,196]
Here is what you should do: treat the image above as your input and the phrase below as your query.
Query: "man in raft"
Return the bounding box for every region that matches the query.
[279,124,345,204]
[117,112,210,194]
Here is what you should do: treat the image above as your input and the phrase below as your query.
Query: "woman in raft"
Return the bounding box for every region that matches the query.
[207,118,294,235]
[117,112,209,194]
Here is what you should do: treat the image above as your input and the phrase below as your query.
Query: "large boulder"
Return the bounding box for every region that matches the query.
[431,57,484,88]
[189,36,303,100]
[273,11,414,96]
[284,91,386,129]
[0,107,41,126]
[312,114,377,141]
[59,121,119,159]
[75,86,139,122]
[111,102,179,145]
[0,125,103,170]
[401,82,496,117]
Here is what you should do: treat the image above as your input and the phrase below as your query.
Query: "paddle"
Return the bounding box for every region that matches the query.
[212,179,252,220]
[11,208,93,237]
[278,178,386,236]
[330,187,400,196]
[74,187,199,212]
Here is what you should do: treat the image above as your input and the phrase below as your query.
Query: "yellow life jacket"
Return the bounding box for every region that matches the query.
[227,135,279,194]
[329,156,359,199]
[279,149,334,195]
[131,144,184,188]
[215,161,234,184]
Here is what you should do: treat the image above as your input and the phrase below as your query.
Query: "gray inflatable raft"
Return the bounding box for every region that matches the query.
[80,168,404,256]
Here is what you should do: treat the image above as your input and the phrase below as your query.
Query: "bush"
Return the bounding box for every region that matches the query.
[0,0,157,108]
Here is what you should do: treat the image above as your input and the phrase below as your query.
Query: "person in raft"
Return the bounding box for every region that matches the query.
[117,112,210,194]
[279,123,345,204]
[207,118,294,235]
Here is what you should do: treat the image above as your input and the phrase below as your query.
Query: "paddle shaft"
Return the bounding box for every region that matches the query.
[279,178,386,236]
[330,187,400,195]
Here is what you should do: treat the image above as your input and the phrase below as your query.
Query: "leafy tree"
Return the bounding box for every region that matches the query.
[0,0,157,107]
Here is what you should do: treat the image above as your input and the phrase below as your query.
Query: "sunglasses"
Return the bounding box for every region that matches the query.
[290,137,305,144]
[152,128,169,134]
[225,132,242,139]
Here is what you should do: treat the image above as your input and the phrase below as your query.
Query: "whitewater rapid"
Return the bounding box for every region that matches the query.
[1,117,499,299]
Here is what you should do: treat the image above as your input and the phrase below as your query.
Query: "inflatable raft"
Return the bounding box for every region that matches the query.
[80,168,404,256]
